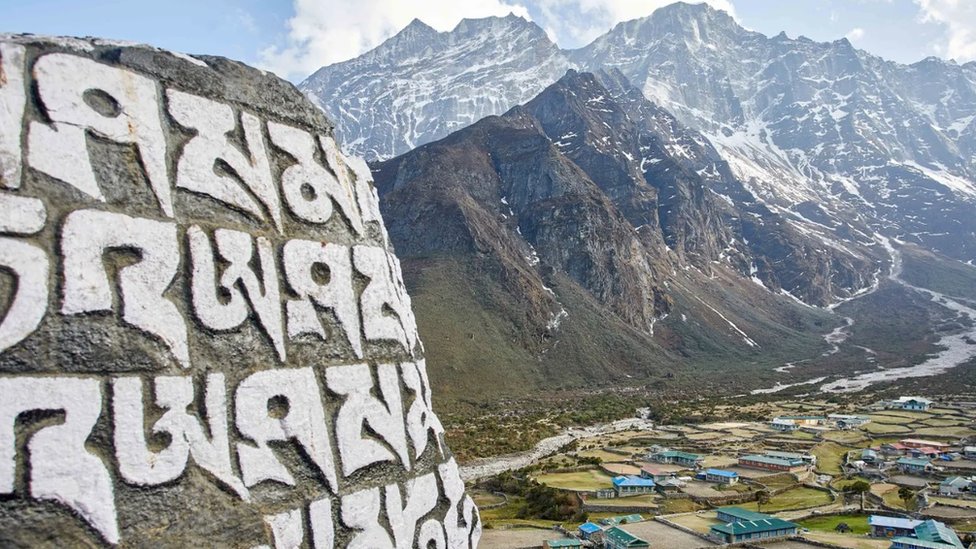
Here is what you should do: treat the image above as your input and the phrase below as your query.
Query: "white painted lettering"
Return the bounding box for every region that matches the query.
[267,122,363,234]
[113,374,248,500]
[0,377,118,544]
[309,496,334,549]
[342,487,394,549]
[28,53,172,215]
[264,507,304,549]
[439,458,479,549]
[353,246,415,352]
[168,90,281,231]
[417,519,448,549]
[61,210,189,368]
[402,360,445,459]
[327,362,410,476]
[0,43,26,189]
[189,226,286,361]
[0,192,49,353]
[283,239,362,357]
[235,367,337,492]
[386,473,439,549]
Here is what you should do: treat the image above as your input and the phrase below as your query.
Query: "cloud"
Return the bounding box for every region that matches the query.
[533,0,737,49]
[845,27,865,41]
[915,0,976,62]
[258,0,530,80]
[235,9,258,34]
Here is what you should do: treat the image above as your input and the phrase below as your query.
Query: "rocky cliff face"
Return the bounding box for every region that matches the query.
[372,70,881,383]
[373,98,672,339]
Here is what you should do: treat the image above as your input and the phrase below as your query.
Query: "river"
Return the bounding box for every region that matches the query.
[458,417,655,481]
[819,236,976,392]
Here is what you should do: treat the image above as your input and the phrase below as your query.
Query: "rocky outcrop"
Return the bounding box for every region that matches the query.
[0,35,476,548]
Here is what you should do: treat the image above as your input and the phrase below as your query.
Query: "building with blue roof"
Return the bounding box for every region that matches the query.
[611,475,656,496]
[704,468,739,485]
[577,522,602,540]
[939,476,971,496]
[870,515,923,538]
[649,449,704,468]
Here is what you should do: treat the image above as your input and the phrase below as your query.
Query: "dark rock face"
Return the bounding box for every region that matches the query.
[0,35,476,548]
[374,106,671,337]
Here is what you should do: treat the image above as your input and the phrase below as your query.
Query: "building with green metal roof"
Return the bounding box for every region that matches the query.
[604,526,650,548]
[738,453,807,472]
[716,506,770,523]
[649,449,703,468]
[543,539,583,548]
[889,519,964,549]
[896,457,932,474]
[710,516,799,543]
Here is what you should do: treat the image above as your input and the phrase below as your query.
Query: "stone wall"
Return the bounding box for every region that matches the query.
[0,35,478,548]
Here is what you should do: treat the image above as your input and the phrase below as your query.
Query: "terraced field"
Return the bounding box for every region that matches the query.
[532,469,615,491]
[740,486,833,512]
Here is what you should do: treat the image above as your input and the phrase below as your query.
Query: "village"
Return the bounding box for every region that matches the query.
[477,396,976,549]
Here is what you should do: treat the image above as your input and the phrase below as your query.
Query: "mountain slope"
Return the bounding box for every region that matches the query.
[303,3,976,267]
[573,2,976,264]
[301,15,571,162]
[371,71,872,401]
[306,3,976,402]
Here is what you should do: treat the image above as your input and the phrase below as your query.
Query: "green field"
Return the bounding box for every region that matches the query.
[741,486,833,512]
[832,477,871,491]
[798,514,871,535]
[872,484,911,510]
[870,410,933,421]
[585,494,658,507]
[920,418,965,427]
[823,431,869,444]
[862,422,912,434]
[867,414,915,425]
[931,497,976,509]
[661,498,704,514]
[533,469,615,491]
[479,496,558,529]
[813,442,854,475]
[761,473,800,490]
[471,491,506,507]
[914,426,976,437]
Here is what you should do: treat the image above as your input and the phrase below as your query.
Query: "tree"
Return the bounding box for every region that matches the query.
[755,490,772,513]
[847,480,871,512]
[898,486,916,511]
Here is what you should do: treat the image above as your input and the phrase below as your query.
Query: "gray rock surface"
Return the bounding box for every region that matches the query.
[0,35,477,548]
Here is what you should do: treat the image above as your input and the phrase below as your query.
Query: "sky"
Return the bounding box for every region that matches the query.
[2,0,974,82]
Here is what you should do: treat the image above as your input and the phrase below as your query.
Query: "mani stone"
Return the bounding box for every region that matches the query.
[0,34,480,548]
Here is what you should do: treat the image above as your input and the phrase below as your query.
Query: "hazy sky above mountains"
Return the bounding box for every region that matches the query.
[3,0,972,81]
